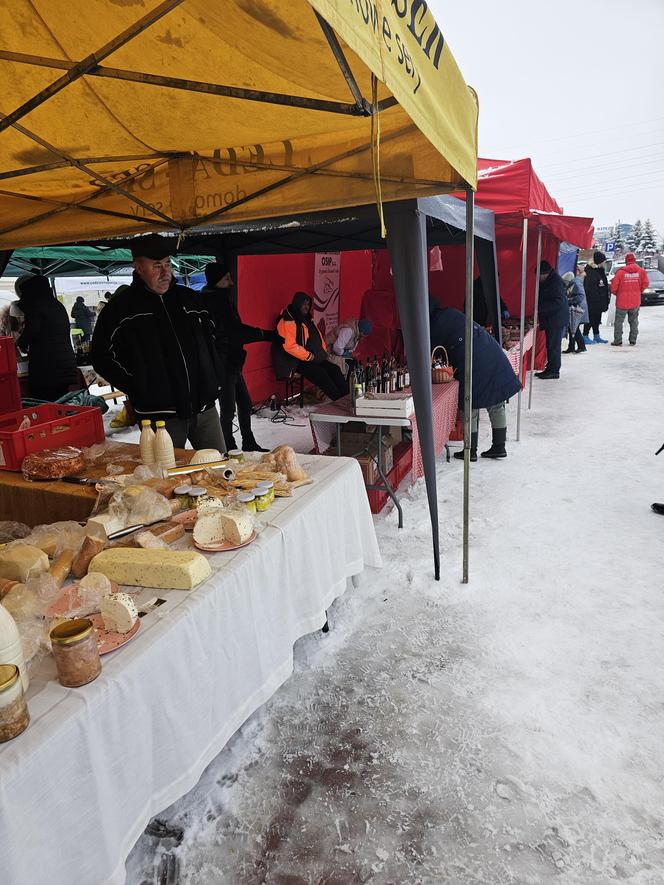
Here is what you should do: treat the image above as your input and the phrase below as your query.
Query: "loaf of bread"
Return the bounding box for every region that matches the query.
[261,445,308,482]
[21,446,86,480]
[71,535,107,578]
[109,521,185,549]
[49,549,74,588]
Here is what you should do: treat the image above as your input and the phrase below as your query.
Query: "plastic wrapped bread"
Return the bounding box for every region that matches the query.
[261,445,308,482]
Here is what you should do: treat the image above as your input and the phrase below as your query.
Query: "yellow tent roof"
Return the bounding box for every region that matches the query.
[0,0,478,249]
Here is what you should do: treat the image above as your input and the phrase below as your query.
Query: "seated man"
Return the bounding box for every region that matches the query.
[275,292,347,401]
[326,317,372,374]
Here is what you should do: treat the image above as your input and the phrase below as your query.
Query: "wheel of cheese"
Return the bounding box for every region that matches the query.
[189,449,222,465]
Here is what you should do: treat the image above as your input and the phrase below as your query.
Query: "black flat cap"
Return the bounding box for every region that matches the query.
[129,234,177,260]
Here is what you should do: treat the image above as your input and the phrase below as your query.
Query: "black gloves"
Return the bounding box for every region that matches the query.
[263,329,283,343]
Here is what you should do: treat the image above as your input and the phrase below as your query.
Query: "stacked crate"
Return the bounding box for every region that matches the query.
[0,337,22,416]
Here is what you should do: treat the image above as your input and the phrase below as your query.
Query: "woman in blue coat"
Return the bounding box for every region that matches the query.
[430,302,522,460]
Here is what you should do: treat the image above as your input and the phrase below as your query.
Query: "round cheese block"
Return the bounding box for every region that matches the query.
[189,449,222,465]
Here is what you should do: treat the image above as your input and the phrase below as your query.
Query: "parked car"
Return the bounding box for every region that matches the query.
[641,269,664,306]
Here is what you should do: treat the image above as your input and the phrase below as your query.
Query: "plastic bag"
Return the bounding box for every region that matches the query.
[24,521,86,557]
[108,485,171,526]
[0,521,31,544]
[135,531,169,550]
[82,442,109,464]
[2,582,41,622]
[21,446,86,481]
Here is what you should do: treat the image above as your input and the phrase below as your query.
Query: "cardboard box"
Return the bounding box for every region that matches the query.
[354,444,394,484]
[339,428,392,456]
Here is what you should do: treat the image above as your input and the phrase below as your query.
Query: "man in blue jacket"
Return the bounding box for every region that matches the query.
[430,303,522,460]
[536,261,570,380]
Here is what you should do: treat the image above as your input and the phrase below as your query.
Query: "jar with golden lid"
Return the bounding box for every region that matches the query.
[0,663,29,742]
[50,618,101,688]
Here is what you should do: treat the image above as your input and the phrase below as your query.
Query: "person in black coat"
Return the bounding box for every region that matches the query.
[536,261,570,380]
[91,235,225,451]
[429,303,522,460]
[16,275,77,402]
[582,251,610,343]
[202,262,280,452]
[71,296,95,342]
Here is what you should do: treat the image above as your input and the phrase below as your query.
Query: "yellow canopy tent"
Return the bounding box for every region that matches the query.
[0,0,479,581]
[0,0,477,248]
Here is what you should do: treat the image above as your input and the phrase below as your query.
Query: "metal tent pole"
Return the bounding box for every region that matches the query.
[515,217,529,442]
[462,188,475,584]
[528,227,543,410]
[493,238,503,345]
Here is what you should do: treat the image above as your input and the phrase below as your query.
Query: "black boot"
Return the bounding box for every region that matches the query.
[242,436,269,453]
[651,503,664,515]
[481,427,507,459]
[453,432,478,462]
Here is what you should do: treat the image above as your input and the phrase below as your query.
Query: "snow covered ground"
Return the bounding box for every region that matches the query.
[125,309,664,884]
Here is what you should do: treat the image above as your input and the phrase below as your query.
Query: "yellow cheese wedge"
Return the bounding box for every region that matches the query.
[89,548,212,590]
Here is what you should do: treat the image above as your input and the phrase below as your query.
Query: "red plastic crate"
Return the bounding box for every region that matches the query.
[0,337,17,375]
[0,403,105,471]
[0,373,21,415]
[448,409,463,442]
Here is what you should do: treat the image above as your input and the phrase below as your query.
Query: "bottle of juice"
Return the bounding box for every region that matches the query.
[154,420,176,470]
[139,419,156,466]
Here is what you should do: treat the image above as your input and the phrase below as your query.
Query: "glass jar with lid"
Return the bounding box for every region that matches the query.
[50,618,102,688]
[255,481,275,506]
[237,491,257,514]
[254,484,271,512]
[0,664,29,742]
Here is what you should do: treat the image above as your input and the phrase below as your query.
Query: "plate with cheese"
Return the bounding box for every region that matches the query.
[193,509,256,552]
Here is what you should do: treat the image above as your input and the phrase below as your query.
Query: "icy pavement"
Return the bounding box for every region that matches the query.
[126,311,664,884]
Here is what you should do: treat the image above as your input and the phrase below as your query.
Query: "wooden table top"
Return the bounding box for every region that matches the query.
[0,441,189,526]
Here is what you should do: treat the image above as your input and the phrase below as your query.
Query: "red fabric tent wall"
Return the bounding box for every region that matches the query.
[494,217,558,316]
[238,250,372,403]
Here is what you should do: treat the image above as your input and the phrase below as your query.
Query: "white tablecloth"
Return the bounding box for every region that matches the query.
[0,455,381,885]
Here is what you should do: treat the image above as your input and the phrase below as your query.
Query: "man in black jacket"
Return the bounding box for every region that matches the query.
[16,275,77,401]
[202,262,278,452]
[535,261,570,380]
[582,251,610,344]
[91,235,225,450]
[71,296,95,342]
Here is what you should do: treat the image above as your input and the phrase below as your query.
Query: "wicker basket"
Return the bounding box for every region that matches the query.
[431,345,454,384]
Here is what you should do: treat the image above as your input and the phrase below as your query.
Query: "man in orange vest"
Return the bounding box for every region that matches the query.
[275,292,347,401]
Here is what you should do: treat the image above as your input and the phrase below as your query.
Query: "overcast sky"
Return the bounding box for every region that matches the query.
[430,0,664,240]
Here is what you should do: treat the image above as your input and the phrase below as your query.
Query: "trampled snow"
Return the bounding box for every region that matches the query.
[125,310,664,884]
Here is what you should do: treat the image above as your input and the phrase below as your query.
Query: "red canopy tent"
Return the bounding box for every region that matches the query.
[473,158,594,317]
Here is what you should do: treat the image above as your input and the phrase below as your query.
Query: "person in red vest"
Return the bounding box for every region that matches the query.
[610,253,649,347]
